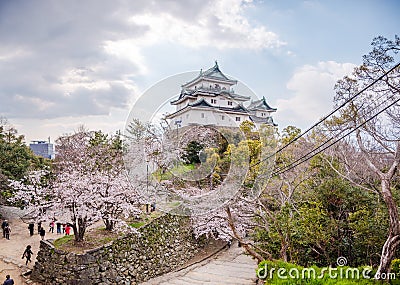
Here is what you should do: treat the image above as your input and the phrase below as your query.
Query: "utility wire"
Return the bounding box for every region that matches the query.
[272,96,400,177]
[251,62,400,169]
[272,90,399,175]
[250,62,400,170]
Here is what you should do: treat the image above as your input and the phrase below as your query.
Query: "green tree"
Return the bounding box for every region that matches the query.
[0,118,50,199]
[182,141,203,164]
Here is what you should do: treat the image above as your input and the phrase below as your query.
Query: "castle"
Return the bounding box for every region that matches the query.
[165,62,276,129]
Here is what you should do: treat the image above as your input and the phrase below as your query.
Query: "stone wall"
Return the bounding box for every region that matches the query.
[31,214,205,285]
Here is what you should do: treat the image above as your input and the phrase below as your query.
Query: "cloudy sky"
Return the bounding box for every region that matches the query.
[0,0,398,143]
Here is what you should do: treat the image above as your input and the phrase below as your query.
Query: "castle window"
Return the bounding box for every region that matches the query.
[228,101,233,106]
[221,115,225,120]
[211,99,217,104]
[235,117,241,122]
[201,113,205,118]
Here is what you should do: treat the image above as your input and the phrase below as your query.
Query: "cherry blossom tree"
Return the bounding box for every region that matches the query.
[10,129,142,242]
[87,131,142,231]
[124,118,278,261]
[186,125,277,262]
[9,169,52,219]
[191,197,267,262]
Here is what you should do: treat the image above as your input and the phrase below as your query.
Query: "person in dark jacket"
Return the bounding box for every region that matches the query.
[28,223,35,236]
[56,222,62,234]
[4,225,11,240]
[39,227,46,240]
[22,245,33,265]
[1,220,8,238]
[3,275,14,285]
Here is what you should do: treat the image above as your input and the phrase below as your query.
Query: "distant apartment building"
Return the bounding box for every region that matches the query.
[29,140,55,159]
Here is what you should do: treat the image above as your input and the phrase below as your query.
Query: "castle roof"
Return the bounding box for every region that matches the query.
[247,96,276,112]
[165,98,249,119]
[249,115,277,126]
[182,61,237,88]
[171,88,250,105]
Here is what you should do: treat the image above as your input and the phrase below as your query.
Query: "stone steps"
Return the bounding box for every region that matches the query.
[140,246,258,285]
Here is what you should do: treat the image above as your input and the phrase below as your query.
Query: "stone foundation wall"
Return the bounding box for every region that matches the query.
[31,214,205,285]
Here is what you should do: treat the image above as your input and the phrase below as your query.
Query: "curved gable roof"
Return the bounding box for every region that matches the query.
[248,96,277,112]
[182,61,237,88]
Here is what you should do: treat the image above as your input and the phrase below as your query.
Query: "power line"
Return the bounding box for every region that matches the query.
[250,62,400,171]
[252,62,400,169]
[272,89,399,175]
[272,95,400,177]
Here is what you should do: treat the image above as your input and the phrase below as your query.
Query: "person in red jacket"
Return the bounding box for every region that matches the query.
[65,224,71,235]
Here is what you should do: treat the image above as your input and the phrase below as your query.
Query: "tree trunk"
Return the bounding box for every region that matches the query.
[280,238,288,262]
[104,219,114,231]
[77,217,86,241]
[376,178,400,277]
[377,234,400,276]
[226,206,264,263]
[72,217,86,242]
[72,224,80,242]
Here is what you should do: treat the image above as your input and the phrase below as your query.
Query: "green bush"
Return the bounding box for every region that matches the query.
[390,259,400,285]
[257,260,381,284]
[391,259,400,274]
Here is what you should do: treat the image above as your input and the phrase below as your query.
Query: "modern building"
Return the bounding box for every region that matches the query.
[165,62,276,129]
[29,140,55,159]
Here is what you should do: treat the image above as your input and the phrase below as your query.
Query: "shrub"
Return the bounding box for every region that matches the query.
[390,259,400,285]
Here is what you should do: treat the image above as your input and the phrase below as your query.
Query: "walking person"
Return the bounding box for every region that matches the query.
[56,222,61,234]
[1,220,8,238]
[37,222,42,234]
[49,220,55,233]
[28,223,35,236]
[65,224,71,235]
[2,274,14,285]
[39,227,46,240]
[22,245,33,265]
[4,225,11,240]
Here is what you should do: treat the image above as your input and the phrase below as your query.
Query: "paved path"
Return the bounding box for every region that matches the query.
[140,246,258,285]
[0,206,61,284]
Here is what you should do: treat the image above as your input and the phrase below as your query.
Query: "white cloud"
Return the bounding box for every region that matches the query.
[275,61,356,129]
[0,0,283,121]
[0,47,31,61]
[119,0,284,51]
[0,0,287,142]
[103,40,149,75]
[14,94,56,111]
